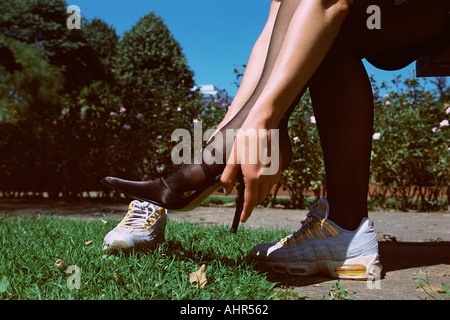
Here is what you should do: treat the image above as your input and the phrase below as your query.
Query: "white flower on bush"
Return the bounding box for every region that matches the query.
[310,116,316,124]
[439,119,449,127]
[372,132,381,140]
[293,136,300,144]
[446,107,450,115]
[432,127,439,133]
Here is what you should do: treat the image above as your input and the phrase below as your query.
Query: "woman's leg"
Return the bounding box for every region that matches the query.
[222,0,353,221]
[308,0,449,231]
[166,0,306,194]
[216,0,281,130]
[309,43,374,231]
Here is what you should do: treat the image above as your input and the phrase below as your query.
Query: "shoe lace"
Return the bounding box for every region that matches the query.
[281,200,323,244]
[121,200,162,229]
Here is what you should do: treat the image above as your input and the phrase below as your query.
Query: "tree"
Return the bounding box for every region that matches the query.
[0,35,64,121]
[0,4,216,198]
[112,11,204,180]
[0,0,108,94]
[0,0,120,197]
[82,18,120,84]
[115,11,196,111]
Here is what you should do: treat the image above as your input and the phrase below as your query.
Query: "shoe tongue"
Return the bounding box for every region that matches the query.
[308,198,329,220]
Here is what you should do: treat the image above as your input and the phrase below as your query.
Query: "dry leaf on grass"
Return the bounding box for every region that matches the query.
[189,264,207,289]
[85,240,93,246]
[54,259,67,268]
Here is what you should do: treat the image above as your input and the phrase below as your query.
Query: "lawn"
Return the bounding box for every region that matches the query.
[0,215,298,300]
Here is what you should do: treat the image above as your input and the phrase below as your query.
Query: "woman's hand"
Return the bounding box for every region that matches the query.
[220,114,283,223]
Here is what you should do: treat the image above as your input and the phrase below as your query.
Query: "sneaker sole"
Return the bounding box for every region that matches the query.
[103,237,165,254]
[266,253,382,280]
[103,240,130,253]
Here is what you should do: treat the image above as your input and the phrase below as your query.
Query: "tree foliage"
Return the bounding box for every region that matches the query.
[0,0,206,198]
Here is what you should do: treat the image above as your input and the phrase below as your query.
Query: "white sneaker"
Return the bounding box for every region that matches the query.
[103,200,167,253]
[250,198,382,280]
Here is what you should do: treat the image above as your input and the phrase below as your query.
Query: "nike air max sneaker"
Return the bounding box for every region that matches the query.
[250,198,382,280]
[103,200,167,253]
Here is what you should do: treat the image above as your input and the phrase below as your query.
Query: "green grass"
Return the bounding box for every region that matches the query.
[0,215,299,300]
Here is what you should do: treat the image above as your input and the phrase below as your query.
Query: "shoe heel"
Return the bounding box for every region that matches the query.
[230,171,245,234]
[329,254,383,280]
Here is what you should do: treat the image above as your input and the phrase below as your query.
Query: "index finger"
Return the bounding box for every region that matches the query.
[240,176,259,223]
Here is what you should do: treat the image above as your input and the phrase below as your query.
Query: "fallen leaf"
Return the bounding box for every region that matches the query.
[54,259,67,268]
[85,240,93,246]
[189,264,207,289]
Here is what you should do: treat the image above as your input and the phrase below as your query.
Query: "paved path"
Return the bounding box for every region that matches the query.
[1,199,449,300]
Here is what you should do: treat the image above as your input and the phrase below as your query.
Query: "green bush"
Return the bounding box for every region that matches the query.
[370,75,449,211]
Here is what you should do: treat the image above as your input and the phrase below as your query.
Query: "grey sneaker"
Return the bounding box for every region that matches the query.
[103,200,167,253]
[250,198,382,280]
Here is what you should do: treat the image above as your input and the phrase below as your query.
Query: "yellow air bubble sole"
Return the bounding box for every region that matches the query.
[333,264,367,276]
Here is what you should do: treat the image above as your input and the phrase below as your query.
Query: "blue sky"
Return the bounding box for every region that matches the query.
[73,0,439,97]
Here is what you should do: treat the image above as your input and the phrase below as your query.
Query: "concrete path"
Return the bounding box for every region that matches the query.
[1,199,449,300]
